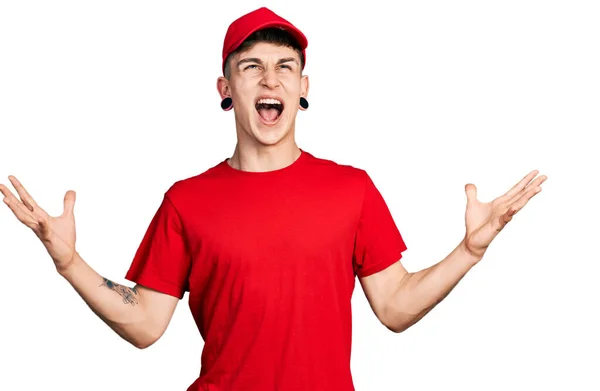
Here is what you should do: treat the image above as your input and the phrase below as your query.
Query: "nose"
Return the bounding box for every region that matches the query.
[261,67,280,89]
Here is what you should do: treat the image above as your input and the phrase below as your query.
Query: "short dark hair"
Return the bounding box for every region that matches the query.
[223,27,305,78]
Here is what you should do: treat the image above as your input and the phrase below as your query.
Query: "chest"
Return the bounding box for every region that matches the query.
[181,177,364,325]
[201,188,356,261]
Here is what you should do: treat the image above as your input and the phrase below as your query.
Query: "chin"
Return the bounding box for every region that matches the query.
[252,122,291,145]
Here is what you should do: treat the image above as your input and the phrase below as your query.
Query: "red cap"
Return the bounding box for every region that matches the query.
[221,7,308,73]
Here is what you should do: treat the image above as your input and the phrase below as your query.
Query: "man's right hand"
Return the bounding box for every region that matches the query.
[0,175,77,273]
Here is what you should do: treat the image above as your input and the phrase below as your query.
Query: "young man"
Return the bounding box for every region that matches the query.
[0,7,546,391]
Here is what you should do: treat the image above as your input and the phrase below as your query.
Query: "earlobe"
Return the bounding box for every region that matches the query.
[299,74,309,110]
[299,97,309,110]
[221,97,233,111]
[217,76,233,111]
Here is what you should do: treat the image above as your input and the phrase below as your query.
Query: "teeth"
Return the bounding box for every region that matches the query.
[257,98,282,105]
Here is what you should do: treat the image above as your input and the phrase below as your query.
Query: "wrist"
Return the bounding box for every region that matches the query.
[56,251,80,279]
[458,239,484,266]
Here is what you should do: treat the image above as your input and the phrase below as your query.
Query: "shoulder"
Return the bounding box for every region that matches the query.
[304,152,389,208]
[303,150,368,184]
[161,159,227,207]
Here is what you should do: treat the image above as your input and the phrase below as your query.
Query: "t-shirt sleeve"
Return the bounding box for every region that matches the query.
[124,194,191,299]
[353,171,407,278]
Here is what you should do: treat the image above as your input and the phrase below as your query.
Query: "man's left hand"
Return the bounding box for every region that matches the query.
[463,170,547,259]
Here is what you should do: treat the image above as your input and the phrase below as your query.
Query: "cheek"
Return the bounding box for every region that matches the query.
[283,78,303,95]
[232,88,255,111]
[282,83,302,108]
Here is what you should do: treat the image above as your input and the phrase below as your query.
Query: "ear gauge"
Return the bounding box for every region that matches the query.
[299,97,309,110]
[221,97,233,111]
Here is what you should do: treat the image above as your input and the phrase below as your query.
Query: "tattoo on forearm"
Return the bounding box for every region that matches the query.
[100,277,139,305]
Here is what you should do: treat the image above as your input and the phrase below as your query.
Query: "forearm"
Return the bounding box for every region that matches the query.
[57,252,155,348]
[388,239,482,332]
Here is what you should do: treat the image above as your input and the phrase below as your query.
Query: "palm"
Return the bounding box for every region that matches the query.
[41,212,77,266]
[463,170,547,259]
[1,175,77,270]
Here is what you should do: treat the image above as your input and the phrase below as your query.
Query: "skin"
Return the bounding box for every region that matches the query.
[361,170,547,332]
[0,41,547,349]
[0,175,177,349]
[216,42,309,172]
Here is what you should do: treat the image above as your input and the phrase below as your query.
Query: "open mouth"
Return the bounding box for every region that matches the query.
[255,98,284,124]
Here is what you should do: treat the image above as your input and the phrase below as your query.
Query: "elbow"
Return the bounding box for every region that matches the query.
[130,326,164,350]
[382,306,421,334]
[132,338,156,350]
[385,321,411,334]
[390,325,407,334]
[132,334,161,349]
[134,342,153,350]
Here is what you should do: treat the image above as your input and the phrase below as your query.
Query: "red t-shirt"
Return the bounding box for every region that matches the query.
[125,149,407,391]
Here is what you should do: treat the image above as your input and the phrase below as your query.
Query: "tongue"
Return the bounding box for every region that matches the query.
[258,108,279,122]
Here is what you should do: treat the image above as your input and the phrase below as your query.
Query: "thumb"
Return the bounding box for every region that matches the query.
[63,190,76,216]
[465,183,477,203]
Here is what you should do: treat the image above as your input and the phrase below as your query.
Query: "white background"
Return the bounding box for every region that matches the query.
[1,0,598,390]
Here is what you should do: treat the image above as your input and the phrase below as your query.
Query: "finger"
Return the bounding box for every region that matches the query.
[465,183,477,203]
[0,183,13,199]
[8,175,39,212]
[63,190,76,216]
[507,185,542,215]
[507,174,547,204]
[503,170,539,200]
[501,211,514,226]
[36,215,51,239]
[495,206,520,231]
[489,211,510,233]
[2,190,38,227]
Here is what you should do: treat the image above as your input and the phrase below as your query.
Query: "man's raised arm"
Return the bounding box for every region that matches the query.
[0,175,178,349]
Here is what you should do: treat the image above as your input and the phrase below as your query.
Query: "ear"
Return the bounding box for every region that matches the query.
[217,76,231,99]
[301,74,309,99]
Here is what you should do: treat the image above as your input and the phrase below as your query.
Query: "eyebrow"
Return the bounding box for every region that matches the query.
[236,57,299,68]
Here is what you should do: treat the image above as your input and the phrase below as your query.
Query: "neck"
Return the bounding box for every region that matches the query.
[227,140,302,173]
